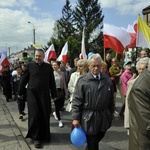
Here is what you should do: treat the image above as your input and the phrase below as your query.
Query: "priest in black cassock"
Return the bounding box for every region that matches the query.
[18,49,57,148]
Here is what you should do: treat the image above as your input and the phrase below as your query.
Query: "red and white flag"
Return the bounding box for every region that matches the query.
[57,42,68,63]
[0,52,10,71]
[103,23,131,55]
[126,21,137,48]
[44,44,57,63]
[81,28,87,59]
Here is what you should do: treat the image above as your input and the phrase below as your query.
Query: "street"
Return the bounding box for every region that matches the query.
[0,91,128,150]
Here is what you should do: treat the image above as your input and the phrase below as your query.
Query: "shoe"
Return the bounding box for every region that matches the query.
[59,120,64,128]
[33,140,41,148]
[19,115,23,120]
[53,112,58,120]
[22,112,26,116]
[114,111,119,118]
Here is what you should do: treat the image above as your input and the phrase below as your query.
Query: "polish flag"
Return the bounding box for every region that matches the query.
[44,44,57,63]
[81,28,87,59]
[0,52,10,71]
[103,23,131,55]
[57,42,68,63]
[126,21,137,48]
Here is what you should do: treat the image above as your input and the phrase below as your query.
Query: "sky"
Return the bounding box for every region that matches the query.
[0,0,149,55]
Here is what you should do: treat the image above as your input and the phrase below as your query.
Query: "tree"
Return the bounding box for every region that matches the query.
[48,0,76,58]
[73,0,104,54]
[48,0,104,62]
[57,0,76,40]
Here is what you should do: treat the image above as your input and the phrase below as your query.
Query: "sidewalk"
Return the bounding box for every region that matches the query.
[0,92,30,150]
[0,91,127,150]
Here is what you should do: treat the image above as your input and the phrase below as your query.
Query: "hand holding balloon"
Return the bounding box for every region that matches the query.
[70,127,86,147]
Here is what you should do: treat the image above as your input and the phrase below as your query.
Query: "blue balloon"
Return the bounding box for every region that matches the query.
[88,52,94,59]
[70,127,86,147]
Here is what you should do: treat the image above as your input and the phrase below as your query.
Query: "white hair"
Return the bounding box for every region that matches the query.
[88,53,103,64]
[136,57,149,70]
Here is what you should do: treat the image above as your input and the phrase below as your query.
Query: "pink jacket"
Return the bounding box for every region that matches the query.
[121,70,133,96]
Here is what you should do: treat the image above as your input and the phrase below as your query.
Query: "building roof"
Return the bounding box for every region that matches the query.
[143,5,150,11]
[142,5,150,15]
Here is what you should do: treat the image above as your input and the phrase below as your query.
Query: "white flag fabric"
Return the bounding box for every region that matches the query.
[0,52,10,71]
[126,21,137,48]
[57,42,68,63]
[44,44,57,63]
[103,23,131,55]
[81,28,87,59]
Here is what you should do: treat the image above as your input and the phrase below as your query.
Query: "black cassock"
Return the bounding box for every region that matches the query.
[18,62,57,142]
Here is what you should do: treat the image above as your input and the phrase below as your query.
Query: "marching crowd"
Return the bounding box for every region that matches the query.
[0,49,150,150]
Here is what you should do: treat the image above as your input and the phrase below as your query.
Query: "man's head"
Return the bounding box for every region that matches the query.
[35,49,45,64]
[140,50,148,58]
[4,65,9,71]
[106,53,111,61]
[88,53,102,75]
[15,66,22,75]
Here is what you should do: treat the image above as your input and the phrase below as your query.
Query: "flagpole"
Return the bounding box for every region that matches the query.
[104,48,106,61]
[115,52,118,58]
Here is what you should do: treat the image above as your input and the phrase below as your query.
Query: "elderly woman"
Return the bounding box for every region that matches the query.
[66,59,88,112]
[124,57,149,135]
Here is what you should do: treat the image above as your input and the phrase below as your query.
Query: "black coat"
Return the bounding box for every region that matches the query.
[1,70,12,99]
[72,72,114,135]
[18,62,57,141]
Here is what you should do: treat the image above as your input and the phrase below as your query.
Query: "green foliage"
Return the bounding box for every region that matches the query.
[47,0,104,62]
[22,57,33,62]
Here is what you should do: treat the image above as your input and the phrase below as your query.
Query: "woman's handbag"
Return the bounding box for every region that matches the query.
[66,99,72,112]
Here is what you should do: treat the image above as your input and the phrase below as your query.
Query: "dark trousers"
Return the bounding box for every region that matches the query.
[57,88,65,110]
[54,99,61,120]
[86,131,105,150]
[17,97,25,115]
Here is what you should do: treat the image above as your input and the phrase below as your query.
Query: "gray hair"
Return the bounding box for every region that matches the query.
[136,57,149,70]
[88,53,103,65]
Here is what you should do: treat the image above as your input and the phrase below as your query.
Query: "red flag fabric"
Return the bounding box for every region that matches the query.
[44,44,57,63]
[0,53,10,72]
[57,42,68,63]
[103,23,131,55]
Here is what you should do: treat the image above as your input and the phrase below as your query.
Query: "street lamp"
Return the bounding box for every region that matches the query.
[28,21,35,44]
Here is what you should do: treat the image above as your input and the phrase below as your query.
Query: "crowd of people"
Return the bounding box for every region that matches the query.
[0,48,149,149]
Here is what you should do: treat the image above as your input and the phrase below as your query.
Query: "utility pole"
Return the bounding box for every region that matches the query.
[8,47,10,58]
[28,21,36,55]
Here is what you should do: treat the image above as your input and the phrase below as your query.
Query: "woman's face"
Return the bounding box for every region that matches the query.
[101,66,107,73]
[52,62,59,71]
[77,64,84,73]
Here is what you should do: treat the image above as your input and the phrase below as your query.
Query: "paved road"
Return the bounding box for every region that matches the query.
[0,91,128,150]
